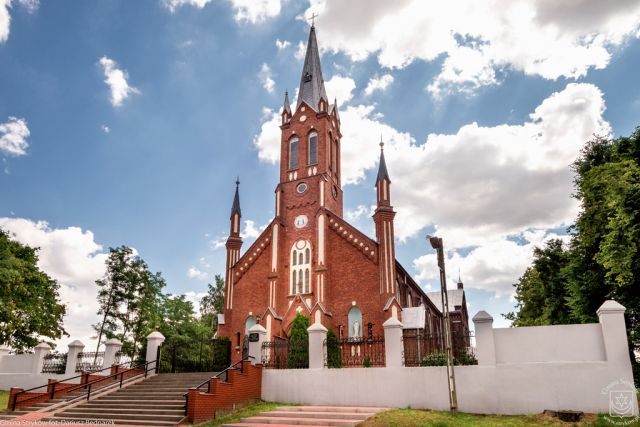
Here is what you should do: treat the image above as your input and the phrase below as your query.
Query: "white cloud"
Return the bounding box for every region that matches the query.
[259,63,276,93]
[187,266,208,280]
[275,39,290,50]
[209,220,269,250]
[295,41,306,61]
[229,0,281,24]
[324,75,355,106]
[253,107,281,164]
[0,0,40,43]
[304,0,640,93]
[99,56,140,107]
[364,74,394,96]
[0,116,30,156]
[162,0,211,12]
[0,218,109,350]
[183,291,208,315]
[100,124,110,134]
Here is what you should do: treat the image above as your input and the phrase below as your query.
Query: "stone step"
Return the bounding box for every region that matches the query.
[260,411,370,420]
[87,399,184,405]
[239,416,360,426]
[126,386,190,391]
[61,407,185,416]
[75,402,185,410]
[104,392,186,399]
[0,415,16,421]
[42,416,180,426]
[52,411,184,422]
[276,406,387,414]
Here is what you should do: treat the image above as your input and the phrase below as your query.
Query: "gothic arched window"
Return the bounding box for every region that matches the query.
[290,240,312,295]
[308,132,318,165]
[289,137,299,170]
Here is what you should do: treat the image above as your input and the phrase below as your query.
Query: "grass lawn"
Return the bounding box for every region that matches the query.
[195,401,283,426]
[0,390,9,413]
[359,408,640,427]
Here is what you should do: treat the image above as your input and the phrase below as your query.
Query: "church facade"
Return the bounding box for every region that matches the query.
[217,25,469,360]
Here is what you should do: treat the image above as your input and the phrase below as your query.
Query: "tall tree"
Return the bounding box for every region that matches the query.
[200,274,225,330]
[0,229,67,351]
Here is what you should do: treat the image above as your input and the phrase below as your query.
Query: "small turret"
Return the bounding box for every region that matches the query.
[229,178,242,237]
[375,138,391,207]
[282,90,292,125]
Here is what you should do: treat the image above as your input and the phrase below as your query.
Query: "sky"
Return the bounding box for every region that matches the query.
[1,0,640,350]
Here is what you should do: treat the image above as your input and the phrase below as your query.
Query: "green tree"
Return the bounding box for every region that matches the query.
[505,239,571,326]
[0,229,67,351]
[326,329,342,368]
[200,274,225,330]
[287,313,309,369]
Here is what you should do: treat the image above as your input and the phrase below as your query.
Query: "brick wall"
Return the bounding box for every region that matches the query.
[186,361,263,424]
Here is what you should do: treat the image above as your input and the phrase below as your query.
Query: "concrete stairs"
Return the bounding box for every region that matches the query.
[0,390,89,422]
[41,372,216,426]
[222,405,388,427]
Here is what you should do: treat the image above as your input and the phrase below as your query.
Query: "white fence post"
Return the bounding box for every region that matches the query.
[32,342,51,375]
[65,340,84,376]
[597,300,630,366]
[103,338,122,369]
[146,332,165,373]
[383,317,404,367]
[0,345,10,357]
[307,322,327,369]
[248,324,267,365]
[473,310,496,365]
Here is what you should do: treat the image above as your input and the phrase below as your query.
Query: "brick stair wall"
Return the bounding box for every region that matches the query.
[186,361,263,424]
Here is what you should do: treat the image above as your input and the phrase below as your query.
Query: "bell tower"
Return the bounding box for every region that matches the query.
[276,24,343,220]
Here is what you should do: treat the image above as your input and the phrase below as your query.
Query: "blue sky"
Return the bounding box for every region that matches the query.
[2,0,640,348]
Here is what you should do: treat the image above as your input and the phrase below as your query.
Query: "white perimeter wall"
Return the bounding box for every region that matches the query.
[262,362,633,415]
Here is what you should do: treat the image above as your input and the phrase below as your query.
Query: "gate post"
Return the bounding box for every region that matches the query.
[65,340,84,376]
[307,322,327,369]
[103,338,122,369]
[247,324,267,365]
[472,311,495,366]
[146,331,165,374]
[33,342,52,374]
[383,317,404,368]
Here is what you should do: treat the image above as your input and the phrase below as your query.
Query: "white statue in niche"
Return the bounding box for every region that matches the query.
[353,320,360,338]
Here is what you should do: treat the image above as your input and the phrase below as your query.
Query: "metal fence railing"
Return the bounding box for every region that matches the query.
[325,336,386,368]
[75,351,105,373]
[402,331,476,366]
[261,338,309,369]
[41,352,67,374]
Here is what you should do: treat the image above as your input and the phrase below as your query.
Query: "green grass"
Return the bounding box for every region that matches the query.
[359,409,640,426]
[0,390,9,413]
[195,401,285,426]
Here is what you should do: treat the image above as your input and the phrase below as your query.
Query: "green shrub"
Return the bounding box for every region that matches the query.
[326,329,342,368]
[363,356,372,368]
[455,349,478,366]
[421,352,447,366]
[287,314,309,369]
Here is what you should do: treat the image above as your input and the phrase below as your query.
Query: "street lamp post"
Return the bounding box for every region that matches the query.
[428,235,458,416]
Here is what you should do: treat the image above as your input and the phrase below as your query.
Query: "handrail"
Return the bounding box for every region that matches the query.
[183,356,254,416]
[11,358,151,411]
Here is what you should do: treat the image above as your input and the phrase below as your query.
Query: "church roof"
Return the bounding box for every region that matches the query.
[283,90,292,115]
[426,289,465,312]
[297,25,327,110]
[230,179,241,218]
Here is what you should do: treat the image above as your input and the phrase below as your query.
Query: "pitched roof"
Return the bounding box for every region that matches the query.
[283,90,292,115]
[376,144,390,183]
[426,289,465,312]
[297,25,327,110]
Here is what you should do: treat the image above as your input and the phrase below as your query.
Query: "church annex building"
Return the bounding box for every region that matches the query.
[217,25,469,361]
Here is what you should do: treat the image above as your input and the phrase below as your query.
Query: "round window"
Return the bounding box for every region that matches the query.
[296,183,308,194]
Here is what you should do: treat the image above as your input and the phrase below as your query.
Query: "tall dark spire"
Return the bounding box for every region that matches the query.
[297,24,327,110]
[376,137,390,183]
[230,178,241,218]
[283,90,292,115]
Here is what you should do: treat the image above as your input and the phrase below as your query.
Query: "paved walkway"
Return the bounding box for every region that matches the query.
[221,405,388,427]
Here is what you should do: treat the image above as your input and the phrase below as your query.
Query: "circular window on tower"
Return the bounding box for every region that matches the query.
[296,182,308,194]
[332,185,339,199]
[294,215,308,229]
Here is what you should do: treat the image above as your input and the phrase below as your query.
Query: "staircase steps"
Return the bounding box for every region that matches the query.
[44,372,215,426]
[222,405,388,427]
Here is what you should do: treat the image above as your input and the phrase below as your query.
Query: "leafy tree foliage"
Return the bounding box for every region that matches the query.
[212,336,231,371]
[200,274,225,330]
[326,329,342,368]
[287,313,309,369]
[505,128,640,384]
[0,229,66,351]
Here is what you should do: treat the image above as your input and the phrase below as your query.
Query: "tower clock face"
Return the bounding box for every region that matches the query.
[294,215,308,229]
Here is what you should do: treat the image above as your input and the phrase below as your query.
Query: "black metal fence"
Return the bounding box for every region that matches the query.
[75,351,104,373]
[159,335,217,373]
[261,338,309,369]
[325,336,386,368]
[41,352,67,374]
[114,351,133,367]
[403,331,476,366]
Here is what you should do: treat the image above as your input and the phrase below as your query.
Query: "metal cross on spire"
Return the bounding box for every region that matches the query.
[308,12,318,27]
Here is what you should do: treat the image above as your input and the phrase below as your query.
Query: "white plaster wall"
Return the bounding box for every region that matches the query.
[493,323,606,363]
[262,362,637,415]
[0,373,79,391]
[0,354,34,373]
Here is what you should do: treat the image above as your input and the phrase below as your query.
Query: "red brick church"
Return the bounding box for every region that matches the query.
[217,25,469,359]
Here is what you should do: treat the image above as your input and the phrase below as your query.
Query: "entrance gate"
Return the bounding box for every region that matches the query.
[159,335,217,373]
